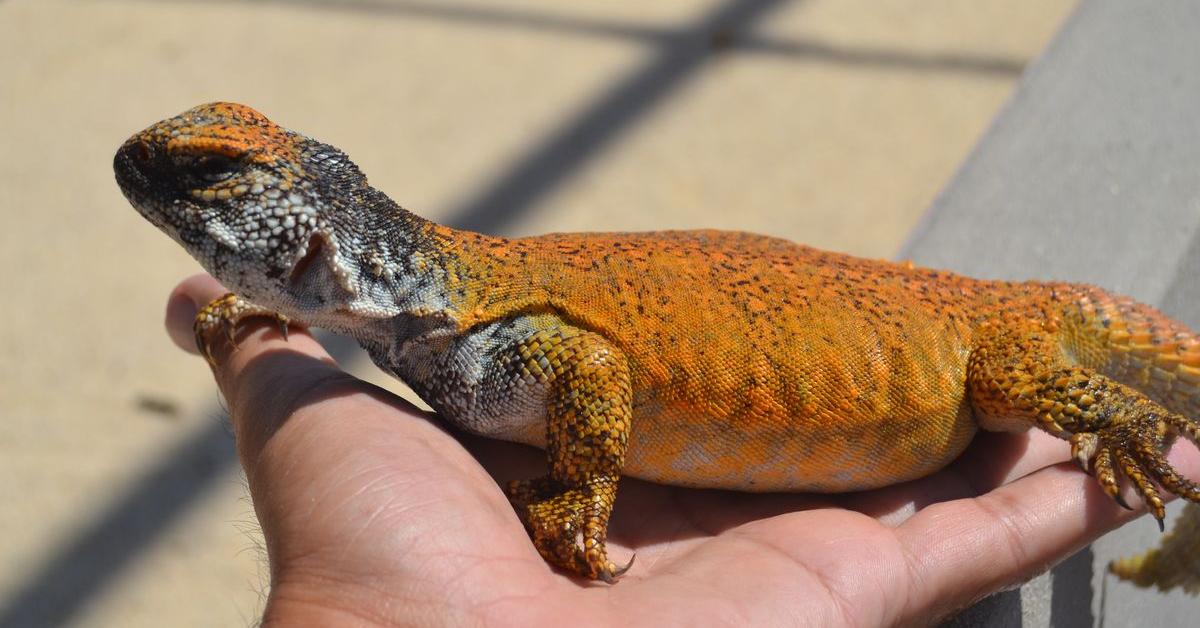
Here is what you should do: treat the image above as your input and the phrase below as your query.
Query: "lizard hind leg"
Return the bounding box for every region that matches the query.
[968,323,1200,527]
[503,328,635,582]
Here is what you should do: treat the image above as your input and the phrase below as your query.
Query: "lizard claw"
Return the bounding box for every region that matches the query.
[222,316,239,348]
[599,553,636,583]
[195,329,217,367]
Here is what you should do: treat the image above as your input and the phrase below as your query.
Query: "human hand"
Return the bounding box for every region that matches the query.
[166,273,1198,626]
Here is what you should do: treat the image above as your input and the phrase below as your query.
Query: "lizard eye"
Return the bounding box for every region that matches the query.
[192,154,239,183]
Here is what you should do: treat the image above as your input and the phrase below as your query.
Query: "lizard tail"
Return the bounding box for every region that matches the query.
[1109,502,1200,594]
[1075,290,1200,420]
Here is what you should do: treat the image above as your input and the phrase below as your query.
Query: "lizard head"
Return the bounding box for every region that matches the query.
[114,102,370,314]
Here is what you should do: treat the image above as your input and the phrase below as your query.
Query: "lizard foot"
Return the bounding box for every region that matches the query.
[1068,403,1200,530]
[193,293,290,365]
[507,475,632,582]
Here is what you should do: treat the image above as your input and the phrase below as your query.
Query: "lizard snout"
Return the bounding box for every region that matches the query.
[113,139,152,195]
[114,137,167,187]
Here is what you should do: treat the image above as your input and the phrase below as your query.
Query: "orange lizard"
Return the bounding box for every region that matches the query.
[115,102,1200,587]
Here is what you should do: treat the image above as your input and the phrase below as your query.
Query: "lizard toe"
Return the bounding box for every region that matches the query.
[1075,439,1131,510]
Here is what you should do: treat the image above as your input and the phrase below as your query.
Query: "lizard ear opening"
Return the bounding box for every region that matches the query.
[289,231,326,285]
[287,230,358,298]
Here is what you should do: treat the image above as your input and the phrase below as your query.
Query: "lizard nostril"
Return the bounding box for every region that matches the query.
[131,141,152,163]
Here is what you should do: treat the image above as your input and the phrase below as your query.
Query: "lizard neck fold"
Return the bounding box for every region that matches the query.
[314,186,526,341]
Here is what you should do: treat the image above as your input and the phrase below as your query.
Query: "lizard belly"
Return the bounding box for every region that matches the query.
[615,301,979,492]
[622,393,977,492]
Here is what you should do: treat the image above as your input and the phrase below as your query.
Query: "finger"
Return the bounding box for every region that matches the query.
[953,429,1073,490]
[164,273,226,354]
[841,430,1070,525]
[894,441,1200,622]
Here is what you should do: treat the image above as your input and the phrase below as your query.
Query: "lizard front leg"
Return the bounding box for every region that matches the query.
[504,328,634,582]
[193,293,290,365]
[968,321,1200,527]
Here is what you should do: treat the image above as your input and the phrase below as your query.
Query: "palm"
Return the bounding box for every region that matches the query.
[244,365,1120,625]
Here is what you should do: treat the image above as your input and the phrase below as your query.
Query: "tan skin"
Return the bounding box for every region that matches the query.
[167,273,1199,626]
